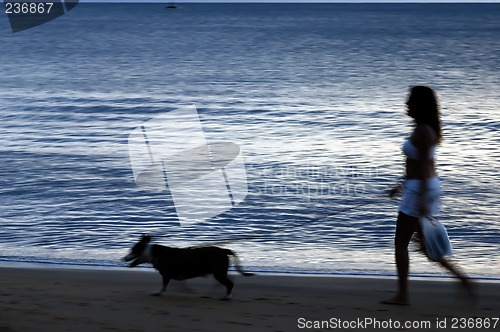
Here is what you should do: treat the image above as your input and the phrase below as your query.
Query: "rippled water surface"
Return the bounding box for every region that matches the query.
[0,3,499,277]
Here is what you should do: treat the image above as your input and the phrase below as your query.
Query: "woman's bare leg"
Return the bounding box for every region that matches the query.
[436,258,475,298]
[382,212,419,305]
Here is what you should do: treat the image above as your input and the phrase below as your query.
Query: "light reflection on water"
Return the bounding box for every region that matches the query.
[0,3,498,277]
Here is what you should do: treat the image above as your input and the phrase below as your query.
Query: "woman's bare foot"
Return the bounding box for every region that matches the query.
[460,278,477,302]
[381,294,410,306]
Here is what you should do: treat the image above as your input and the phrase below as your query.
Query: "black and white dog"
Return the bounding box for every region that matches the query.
[123,234,253,299]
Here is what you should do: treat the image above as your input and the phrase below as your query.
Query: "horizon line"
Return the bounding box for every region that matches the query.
[79,1,500,3]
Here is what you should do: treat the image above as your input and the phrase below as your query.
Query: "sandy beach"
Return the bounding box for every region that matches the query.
[0,264,499,332]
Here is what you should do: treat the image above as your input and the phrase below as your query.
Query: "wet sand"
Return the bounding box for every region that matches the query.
[0,265,499,331]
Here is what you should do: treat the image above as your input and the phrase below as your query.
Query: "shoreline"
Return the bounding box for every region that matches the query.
[1,265,499,331]
[1,259,500,282]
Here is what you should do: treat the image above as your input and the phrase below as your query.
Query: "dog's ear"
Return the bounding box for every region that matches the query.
[141,234,151,243]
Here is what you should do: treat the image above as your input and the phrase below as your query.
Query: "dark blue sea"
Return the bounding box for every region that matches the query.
[0,3,499,277]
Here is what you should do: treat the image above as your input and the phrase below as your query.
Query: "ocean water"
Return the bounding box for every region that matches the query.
[0,3,499,277]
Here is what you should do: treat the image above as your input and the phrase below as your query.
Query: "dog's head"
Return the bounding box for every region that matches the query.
[123,234,153,267]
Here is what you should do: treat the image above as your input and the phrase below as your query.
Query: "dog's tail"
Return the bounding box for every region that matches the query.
[225,250,254,276]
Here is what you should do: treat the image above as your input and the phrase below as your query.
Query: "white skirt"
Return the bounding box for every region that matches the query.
[399,177,441,218]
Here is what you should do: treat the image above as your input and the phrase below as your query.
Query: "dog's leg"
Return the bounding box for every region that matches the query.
[152,274,170,296]
[213,273,234,300]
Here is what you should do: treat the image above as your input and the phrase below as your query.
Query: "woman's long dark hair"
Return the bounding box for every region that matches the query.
[407,85,442,144]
